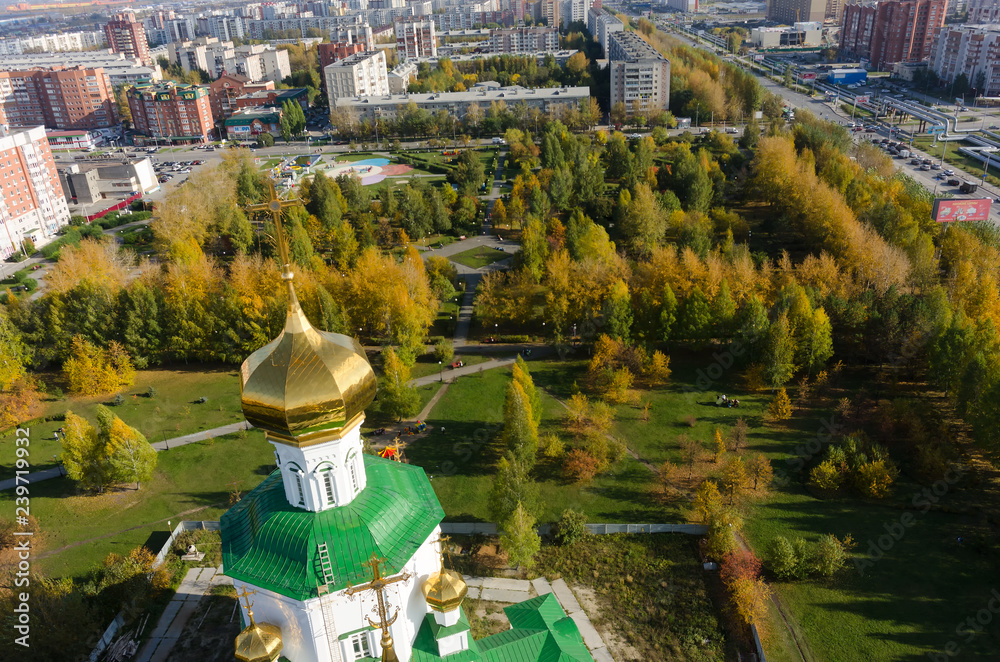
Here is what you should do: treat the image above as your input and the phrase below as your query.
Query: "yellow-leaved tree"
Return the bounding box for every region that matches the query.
[62,336,135,396]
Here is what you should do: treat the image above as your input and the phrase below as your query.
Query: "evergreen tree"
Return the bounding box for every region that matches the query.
[713,279,736,336]
[603,279,633,343]
[488,455,537,524]
[540,131,564,169]
[660,284,679,344]
[679,287,712,342]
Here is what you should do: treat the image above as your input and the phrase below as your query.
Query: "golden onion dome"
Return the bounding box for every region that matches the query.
[235,613,283,662]
[422,567,468,613]
[240,274,376,446]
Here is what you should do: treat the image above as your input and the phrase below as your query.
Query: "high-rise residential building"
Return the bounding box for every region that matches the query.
[767,0,826,24]
[541,0,560,27]
[588,8,623,57]
[318,42,367,71]
[0,31,106,56]
[0,67,118,130]
[325,50,389,105]
[0,52,158,89]
[608,30,670,117]
[104,12,153,67]
[0,125,70,259]
[395,20,437,58]
[127,82,214,144]
[561,0,590,26]
[969,0,1000,22]
[930,24,1000,96]
[840,0,947,70]
[488,27,560,53]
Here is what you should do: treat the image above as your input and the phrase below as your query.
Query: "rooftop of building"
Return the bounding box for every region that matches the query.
[325,49,383,67]
[609,30,669,62]
[226,107,282,124]
[334,84,590,107]
[235,87,307,100]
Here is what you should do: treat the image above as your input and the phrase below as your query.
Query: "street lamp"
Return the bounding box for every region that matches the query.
[439,360,443,382]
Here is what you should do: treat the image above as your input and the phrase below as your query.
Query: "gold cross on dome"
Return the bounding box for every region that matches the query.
[237,585,259,624]
[345,554,412,662]
[246,178,301,271]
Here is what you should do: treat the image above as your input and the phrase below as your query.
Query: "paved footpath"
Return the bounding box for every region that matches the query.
[135,566,232,662]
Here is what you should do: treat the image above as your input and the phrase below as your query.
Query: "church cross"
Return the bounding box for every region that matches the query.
[237,585,259,625]
[246,178,301,271]
[345,554,412,662]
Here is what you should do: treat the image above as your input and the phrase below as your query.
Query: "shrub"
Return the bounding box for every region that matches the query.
[853,459,897,498]
[146,386,157,398]
[433,338,454,364]
[21,237,35,255]
[539,432,564,459]
[257,133,275,147]
[809,459,843,492]
[113,393,125,406]
[769,536,810,580]
[813,534,852,578]
[551,509,589,546]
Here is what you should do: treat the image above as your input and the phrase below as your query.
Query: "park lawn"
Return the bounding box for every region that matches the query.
[429,298,461,339]
[413,234,457,248]
[408,364,666,522]
[1,429,276,580]
[409,353,489,380]
[743,489,1000,662]
[360,383,439,432]
[0,367,244,480]
[449,246,511,270]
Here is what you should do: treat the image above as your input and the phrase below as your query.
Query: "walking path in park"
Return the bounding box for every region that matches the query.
[134,566,232,662]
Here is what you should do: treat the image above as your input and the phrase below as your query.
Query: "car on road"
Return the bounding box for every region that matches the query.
[948,178,961,186]
[492,137,506,145]
[931,163,941,169]
[920,164,931,170]
[944,169,954,175]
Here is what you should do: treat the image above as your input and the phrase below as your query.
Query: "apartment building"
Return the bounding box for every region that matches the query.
[541,0,560,27]
[333,83,590,119]
[0,125,70,258]
[388,60,418,93]
[319,42,367,71]
[0,31,106,56]
[208,74,275,120]
[561,0,590,26]
[969,0,1000,22]
[840,0,947,70]
[127,82,214,144]
[608,30,670,116]
[0,67,118,131]
[167,38,291,83]
[767,0,826,23]
[395,20,437,58]
[588,8,623,57]
[105,13,152,67]
[489,27,560,53]
[324,50,389,104]
[930,25,1000,96]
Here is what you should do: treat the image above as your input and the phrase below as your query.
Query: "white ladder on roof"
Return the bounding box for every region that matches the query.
[317,542,342,662]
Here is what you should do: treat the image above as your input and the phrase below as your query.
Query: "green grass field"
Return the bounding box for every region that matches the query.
[2,429,275,579]
[0,368,245,480]
[449,246,511,270]
[911,136,1000,188]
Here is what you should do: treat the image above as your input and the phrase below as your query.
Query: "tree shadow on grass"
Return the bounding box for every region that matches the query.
[404,417,504,478]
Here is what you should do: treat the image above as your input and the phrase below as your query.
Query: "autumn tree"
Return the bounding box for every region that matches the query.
[0,311,41,429]
[680,434,701,478]
[721,456,750,502]
[767,388,793,421]
[63,336,135,396]
[502,379,539,469]
[747,453,774,490]
[499,502,541,572]
[694,479,723,523]
[647,350,671,386]
[512,356,542,428]
[713,428,726,463]
[100,406,157,489]
[489,455,537,523]
[60,411,108,492]
[563,448,603,483]
[620,183,667,256]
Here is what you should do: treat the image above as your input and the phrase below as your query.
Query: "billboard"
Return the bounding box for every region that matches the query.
[928,125,946,135]
[799,72,817,81]
[855,95,870,103]
[932,198,992,222]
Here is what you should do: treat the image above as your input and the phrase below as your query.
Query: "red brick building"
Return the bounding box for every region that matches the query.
[127,82,214,144]
[232,88,309,112]
[208,74,275,121]
[318,42,366,72]
[840,0,947,70]
[0,67,118,130]
[104,12,152,67]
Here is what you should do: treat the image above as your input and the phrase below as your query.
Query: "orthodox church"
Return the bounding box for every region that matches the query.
[220,186,594,662]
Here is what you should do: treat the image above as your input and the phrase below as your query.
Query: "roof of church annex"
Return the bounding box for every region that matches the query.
[411,594,594,662]
[221,455,444,601]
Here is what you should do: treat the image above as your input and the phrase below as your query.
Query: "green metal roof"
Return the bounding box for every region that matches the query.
[221,455,444,601]
[428,611,471,641]
[411,595,593,662]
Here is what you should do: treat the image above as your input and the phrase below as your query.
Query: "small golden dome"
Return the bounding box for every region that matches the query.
[235,617,282,662]
[422,568,468,613]
[240,279,376,445]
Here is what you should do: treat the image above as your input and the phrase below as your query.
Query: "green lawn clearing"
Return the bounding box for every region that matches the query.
[449,246,511,270]
[1,429,275,580]
[0,367,244,480]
